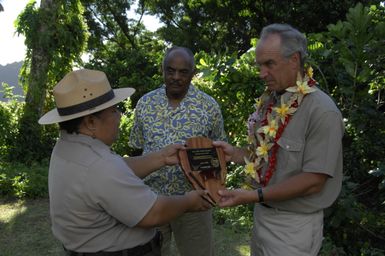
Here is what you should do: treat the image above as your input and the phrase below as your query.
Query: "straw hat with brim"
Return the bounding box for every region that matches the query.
[38,69,135,125]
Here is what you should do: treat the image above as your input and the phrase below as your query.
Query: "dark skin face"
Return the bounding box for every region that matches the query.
[78,106,122,146]
[162,49,195,104]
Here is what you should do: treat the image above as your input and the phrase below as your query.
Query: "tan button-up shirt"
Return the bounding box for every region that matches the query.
[49,131,157,252]
[265,88,344,213]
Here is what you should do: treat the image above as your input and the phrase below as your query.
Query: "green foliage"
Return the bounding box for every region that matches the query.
[16,0,88,70]
[0,161,49,199]
[143,0,382,54]
[194,49,263,146]
[0,83,58,163]
[112,100,136,156]
[84,38,164,107]
[307,3,385,253]
[82,1,166,106]
[0,86,24,161]
[370,163,385,195]
[319,236,346,256]
[310,3,385,190]
[213,205,253,232]
[213,164,254,230]
[12,0,88,163]
[322,177,385,254]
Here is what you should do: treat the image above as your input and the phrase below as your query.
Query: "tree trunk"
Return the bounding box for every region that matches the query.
[11,0,56,163]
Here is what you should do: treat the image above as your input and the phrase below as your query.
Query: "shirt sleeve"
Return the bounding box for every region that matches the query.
[210,102,227,142]
[302,110,344,177]
[88,155,157,227]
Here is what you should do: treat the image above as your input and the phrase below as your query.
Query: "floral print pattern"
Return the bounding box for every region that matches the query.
[130,84,226,195]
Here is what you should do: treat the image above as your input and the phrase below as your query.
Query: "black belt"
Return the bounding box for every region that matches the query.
[260,203,273,208]
[64,232,162,256]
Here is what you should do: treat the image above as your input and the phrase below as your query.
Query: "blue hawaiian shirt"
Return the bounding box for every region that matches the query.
[129,84,227,195]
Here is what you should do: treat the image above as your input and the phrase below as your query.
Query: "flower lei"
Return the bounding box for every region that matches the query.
[244,67,317,188]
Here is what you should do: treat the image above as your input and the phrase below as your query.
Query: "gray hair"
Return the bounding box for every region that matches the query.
[162,46,195,70]
[260,24,307,67]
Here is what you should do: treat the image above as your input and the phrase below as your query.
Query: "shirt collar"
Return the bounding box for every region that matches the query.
[60,130,111,154]
[271,89,293,104]
[160,83,198,108]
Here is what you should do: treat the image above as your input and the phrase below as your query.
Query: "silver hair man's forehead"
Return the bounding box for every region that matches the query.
[259,24,307,65]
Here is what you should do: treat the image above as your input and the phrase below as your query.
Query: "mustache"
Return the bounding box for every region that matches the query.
[169,81,182,86]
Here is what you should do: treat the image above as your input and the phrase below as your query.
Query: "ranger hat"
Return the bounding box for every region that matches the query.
[38,69,135,124]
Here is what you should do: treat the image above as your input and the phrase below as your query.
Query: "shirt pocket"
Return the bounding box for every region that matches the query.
[276,137,304,173]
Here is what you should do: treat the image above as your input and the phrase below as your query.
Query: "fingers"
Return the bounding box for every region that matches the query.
[217,200,232,208]
[200,195,216,207]
[195,189,209,196]
[188,189,244,210]
[212,141,234,162]
[217,189,236,208]
[163,143,185,153]
[195,190,215,205]
[212,140,227,147]
[172,143,186,150]
[200,196,214,209]
[163,143,187,166]
[191,190,214,210]
[218,189,231,196]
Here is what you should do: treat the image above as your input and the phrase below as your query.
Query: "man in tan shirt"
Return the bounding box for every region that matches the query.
[214,23,344,256]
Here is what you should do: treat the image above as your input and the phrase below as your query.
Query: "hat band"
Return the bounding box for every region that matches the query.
[57,90,115,116]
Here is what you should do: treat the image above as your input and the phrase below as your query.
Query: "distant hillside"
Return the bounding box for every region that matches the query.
[0,61,24,101]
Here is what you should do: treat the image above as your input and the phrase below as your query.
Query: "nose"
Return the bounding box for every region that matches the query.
[259,66,268,80]
[172,71,182,80]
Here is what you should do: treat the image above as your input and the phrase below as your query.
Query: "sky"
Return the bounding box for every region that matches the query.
[0,0,161,66]
[0,0,32,66]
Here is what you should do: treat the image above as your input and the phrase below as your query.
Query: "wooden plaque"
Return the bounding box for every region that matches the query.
[178,136,227,205]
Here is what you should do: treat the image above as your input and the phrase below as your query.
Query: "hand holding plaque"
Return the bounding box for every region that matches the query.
[178,136,227,206]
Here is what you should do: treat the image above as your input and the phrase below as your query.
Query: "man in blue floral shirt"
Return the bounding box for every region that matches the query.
[130,46,226,256]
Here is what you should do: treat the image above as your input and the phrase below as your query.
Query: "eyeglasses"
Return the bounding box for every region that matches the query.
[116,102,126,113]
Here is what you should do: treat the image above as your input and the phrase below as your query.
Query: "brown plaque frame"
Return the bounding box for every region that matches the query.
[178,136,227,205]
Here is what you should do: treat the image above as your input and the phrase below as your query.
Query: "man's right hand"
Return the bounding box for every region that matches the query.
[137,190,212,228]
[217,188,257,207]
[213,141,247,164]
[212,141,235,162]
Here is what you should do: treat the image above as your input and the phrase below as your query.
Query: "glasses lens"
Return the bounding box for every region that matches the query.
[116,102,126,113]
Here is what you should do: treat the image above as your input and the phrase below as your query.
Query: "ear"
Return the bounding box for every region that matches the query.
[289,52,301,70]
[82,115,97,131]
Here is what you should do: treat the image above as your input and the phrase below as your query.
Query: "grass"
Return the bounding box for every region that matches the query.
[0,198,250,256]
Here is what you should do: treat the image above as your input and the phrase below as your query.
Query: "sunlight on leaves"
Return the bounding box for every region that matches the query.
[236,244,250,255]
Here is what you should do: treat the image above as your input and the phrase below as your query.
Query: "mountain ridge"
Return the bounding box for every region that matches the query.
[0,61,24,101]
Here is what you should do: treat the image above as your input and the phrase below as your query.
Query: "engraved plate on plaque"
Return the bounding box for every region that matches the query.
[186,148,221,172]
